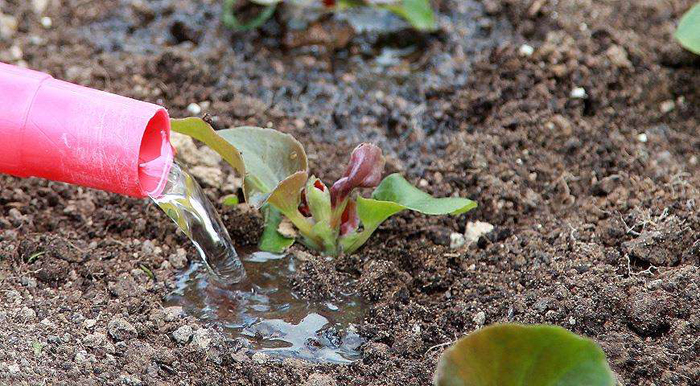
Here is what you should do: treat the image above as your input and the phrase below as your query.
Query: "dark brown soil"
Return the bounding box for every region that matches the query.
[1,0,698,385]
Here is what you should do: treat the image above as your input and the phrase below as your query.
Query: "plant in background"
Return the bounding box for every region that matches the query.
[223,0,436,32]
[434,324,616,386]
[675,2,700,55]
[171,118,476,255]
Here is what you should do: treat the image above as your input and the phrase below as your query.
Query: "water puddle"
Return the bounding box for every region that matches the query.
[166,251,365,363]
[151,162,365,363]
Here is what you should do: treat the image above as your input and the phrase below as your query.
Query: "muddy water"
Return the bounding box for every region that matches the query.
[166,250,365,363]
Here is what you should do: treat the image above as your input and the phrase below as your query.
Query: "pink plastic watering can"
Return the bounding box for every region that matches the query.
[0,62,173,197]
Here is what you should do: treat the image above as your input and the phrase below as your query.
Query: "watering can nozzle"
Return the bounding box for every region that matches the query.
[0,62,174,198]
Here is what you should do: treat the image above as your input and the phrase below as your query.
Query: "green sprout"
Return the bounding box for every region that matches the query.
[434,324,616,386]
[26,251,46,264]
[223,0,436,32]
[675,2,700,55]
[170,118,476,255]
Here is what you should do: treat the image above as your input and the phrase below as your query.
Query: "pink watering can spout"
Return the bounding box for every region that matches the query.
[0,62,173,198]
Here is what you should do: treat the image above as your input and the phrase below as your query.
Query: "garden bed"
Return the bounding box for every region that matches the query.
[0,0,698,384]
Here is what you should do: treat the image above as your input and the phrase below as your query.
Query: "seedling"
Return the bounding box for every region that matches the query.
[26,251,46,264]
[223,0,436,32]
[170,118,476,255]
[675,2,700,55]
[434,324,616,386]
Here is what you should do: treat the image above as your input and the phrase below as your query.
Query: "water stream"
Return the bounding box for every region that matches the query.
[150,162,246,283]
[150,162,365,363]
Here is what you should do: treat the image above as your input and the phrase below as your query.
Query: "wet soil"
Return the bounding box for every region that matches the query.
[1,0,698,385]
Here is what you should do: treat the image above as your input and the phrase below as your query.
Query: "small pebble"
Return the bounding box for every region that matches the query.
[465,221,494,244]
[32,0,49,14]
[302,374,338,386]
[162,306,185,322]
[10,45,22,60]
[187,102,202,115]
[169,248,188,269]
[570,87,587,99]
[40,16,52,28]
[252,352,269,364]
[637,133,648,143]
[605,45,632,68]
[0,14,18,38]
[75,351,88,364]
[191,329,212,350]
[519,44,534,56]
[8,208,23,222]
[107,318,137,341]
[7,363,20,374]
[141,240,155,255]
[172,325,193,344]
[82,333,106,348]
[659,100,675,114]
[20,306,37,320]
[473,311,486,326]
[450,232,466,249]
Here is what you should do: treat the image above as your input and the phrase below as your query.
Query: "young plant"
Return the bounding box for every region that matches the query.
[223,0,436,32]
[170,118,476,255]
[675,2,700,55]
[434,324,616,386]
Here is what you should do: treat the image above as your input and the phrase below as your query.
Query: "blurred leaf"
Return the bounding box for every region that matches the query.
[138,264,155,280]
[260,205,295,253]
[32,341,45,357]
[675,2,700,55]
[26,251,45,263]
[222,195,240,206]
[384,0,437,32]
[223,0,278,31]
[434,324,616,386]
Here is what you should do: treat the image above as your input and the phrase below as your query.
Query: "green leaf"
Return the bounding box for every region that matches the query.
[384,0,437,32]
[306,176,332,223]
[341,175,476,253]
[171,118,308,208]
[138,264,155,281]
[266,171,308,214]
[259,205,295,254]
[310,220,337,254]
[170,118,245,176]
[218,127,308,207]
[675,3,700,55]
[340,196,404,253]
[222,195,240,206]
[356,196,405,231]
[222,0,278,31]
[32,341,45,357]
[372,173,477,215]
[434,324,616,386]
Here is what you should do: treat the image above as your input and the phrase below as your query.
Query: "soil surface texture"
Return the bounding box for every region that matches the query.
[1,0,698,385]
